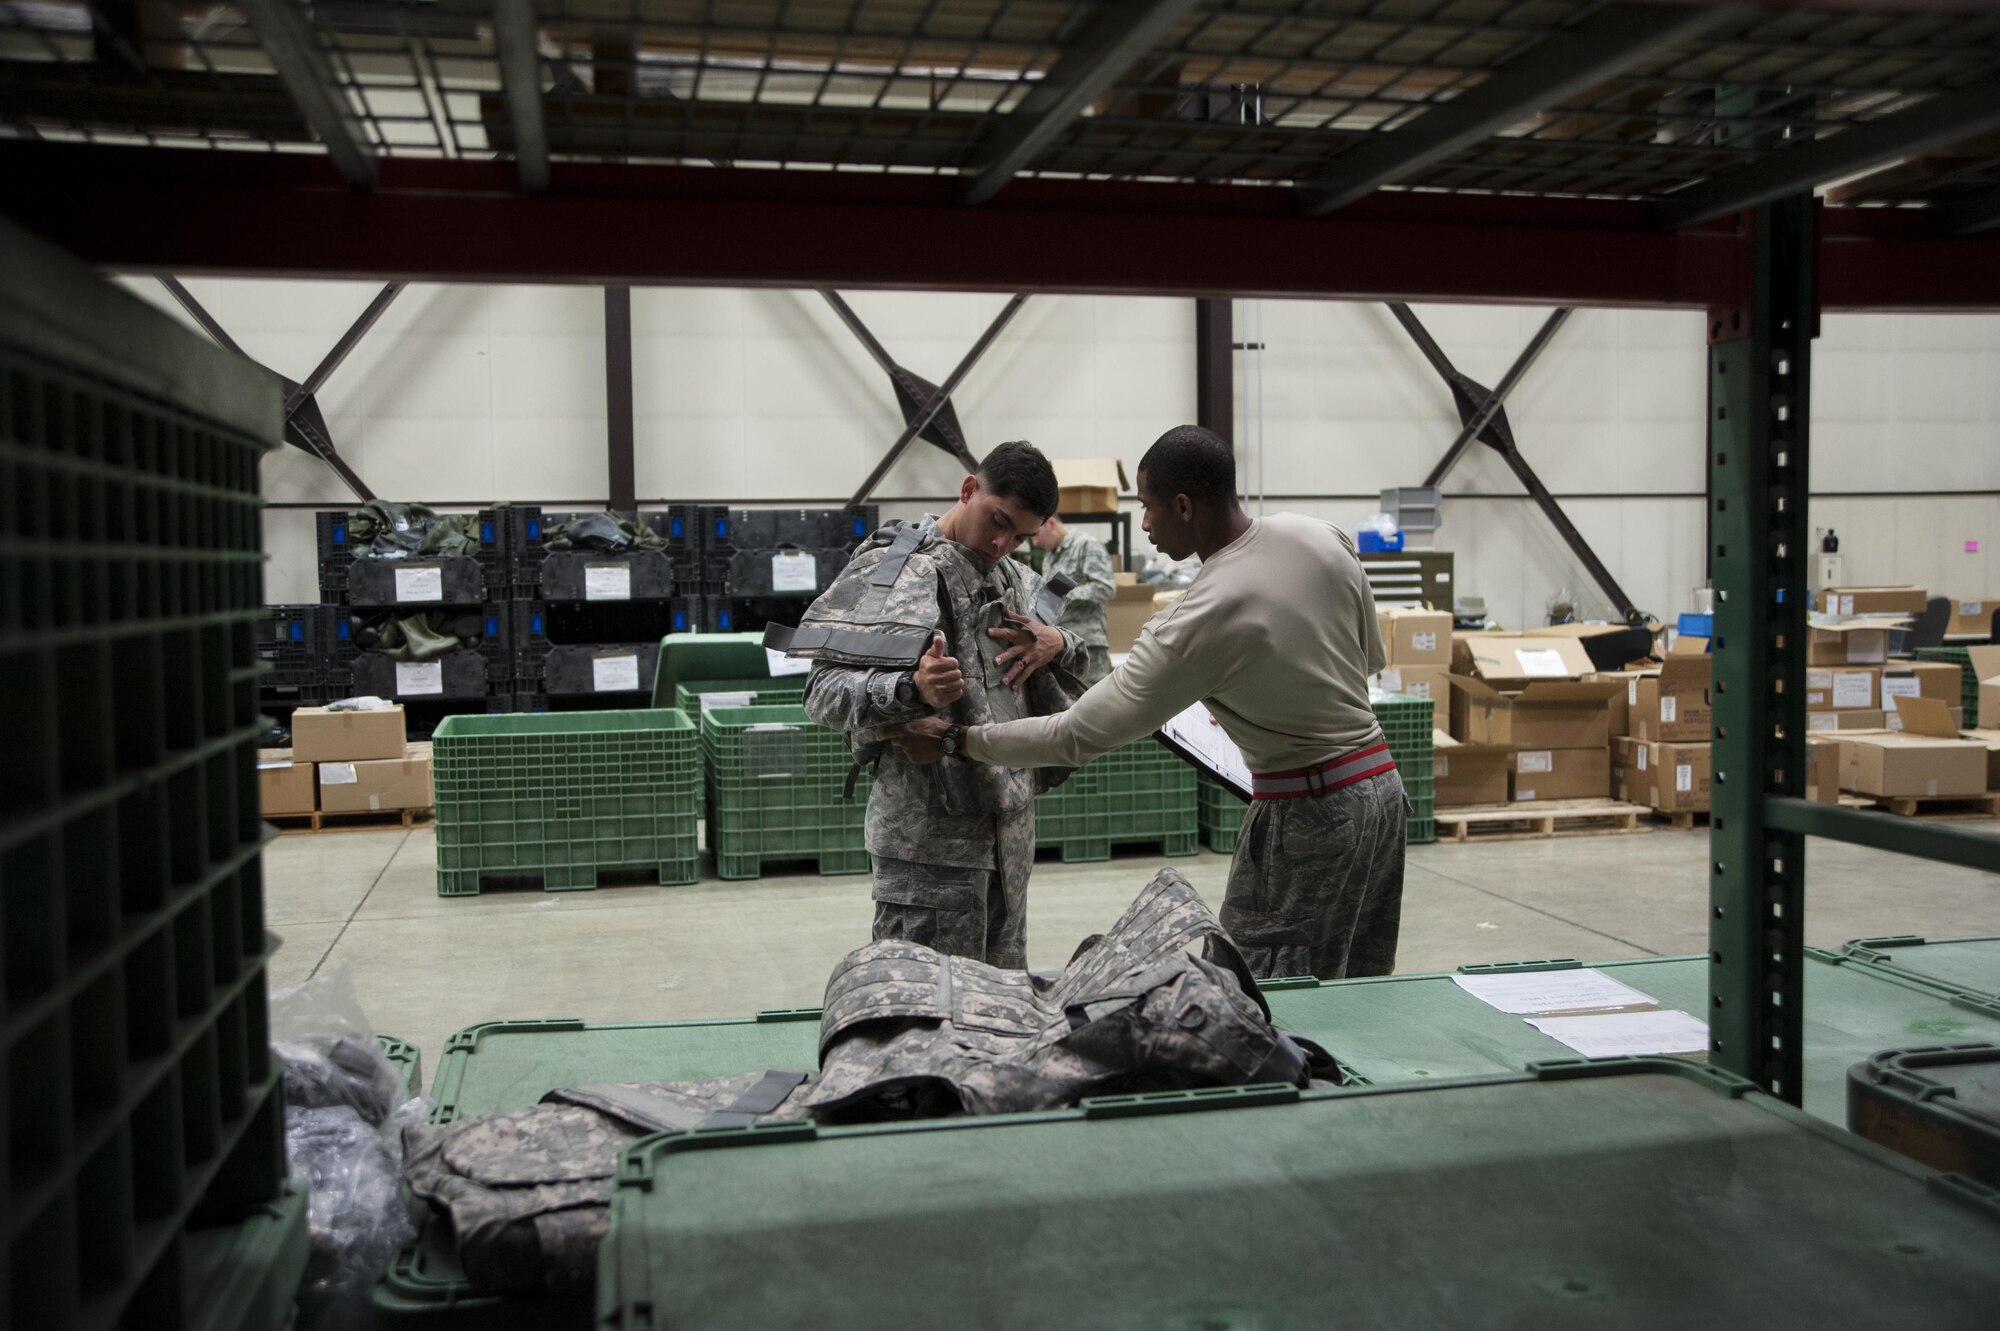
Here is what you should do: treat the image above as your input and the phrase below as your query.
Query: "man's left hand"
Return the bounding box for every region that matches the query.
[892,716,952,765]
[989,610,1064,689]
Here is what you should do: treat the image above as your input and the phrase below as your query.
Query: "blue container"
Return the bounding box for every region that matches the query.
[1677,612,1714,646]
[1357,530,1405,553]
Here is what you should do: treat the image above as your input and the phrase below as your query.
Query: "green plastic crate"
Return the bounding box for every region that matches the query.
[1036,737,1197,861]
[1196,774,1246,852]
[184,1183,312,1331]
[431,709,700,895]
[649,632,777,706]
[1913,646,1980,727]
[703,704,870,879]
[1034,763,1107,861]
[671,677,809,715]
[1375,693,1436,843]
[1836,933,2000,1007]
[378,1034,424,1096]
[596,1060,2000,1330]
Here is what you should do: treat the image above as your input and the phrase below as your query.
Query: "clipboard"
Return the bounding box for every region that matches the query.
[1155,702,1253,802]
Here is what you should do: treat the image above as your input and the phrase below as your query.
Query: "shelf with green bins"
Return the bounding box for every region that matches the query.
[431,709,700,895]
[1912,646,1982,728]
[1191,694,1436,852]
[702,703,871,879]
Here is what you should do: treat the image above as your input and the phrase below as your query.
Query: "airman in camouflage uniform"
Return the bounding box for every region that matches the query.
[1032,515,1118,685]
[768,443,1086,968]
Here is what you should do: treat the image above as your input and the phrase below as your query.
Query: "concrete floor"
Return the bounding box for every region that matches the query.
[264,821,2000,1067]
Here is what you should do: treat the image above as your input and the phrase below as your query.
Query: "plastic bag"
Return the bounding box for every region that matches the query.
[322,695,395,712]
[271,965,429,1326]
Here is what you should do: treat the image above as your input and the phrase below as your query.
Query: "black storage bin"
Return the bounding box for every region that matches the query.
[1849,1044,2000,1187]
[350,648,492,699]
[651,504,728,554]
[538,549,675,603]
[346,555,488,607]
[717,506,879,551]
[727,546,845,598]
[543,641,663,696]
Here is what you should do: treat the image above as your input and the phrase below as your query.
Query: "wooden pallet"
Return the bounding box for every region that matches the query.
[269,807,434,835]
[1435,799,1650,843]
[1859,793,2000,820]
[1649,808,1710,831]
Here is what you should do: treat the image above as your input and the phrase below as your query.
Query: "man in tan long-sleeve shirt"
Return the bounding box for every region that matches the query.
[894,424,1407,980]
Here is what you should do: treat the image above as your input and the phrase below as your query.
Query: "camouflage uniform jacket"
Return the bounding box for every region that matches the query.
[785,519,1089,868]
[1040,530,1116,649]
[799,868,1341,1119]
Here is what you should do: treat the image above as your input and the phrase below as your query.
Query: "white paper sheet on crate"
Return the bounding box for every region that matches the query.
[584,564,632,601]
[395,661,443,696]
[393,566,443,603]
[1514,648,1569,678]
[771,552,818,593]
[698,691,756,712]
[1450,968,1658,1016]
[1157,702,1252,802]
[1525,1009,1709,1059]
[765,648,812,677]
[592,654,640,693]
[319,762,358,786]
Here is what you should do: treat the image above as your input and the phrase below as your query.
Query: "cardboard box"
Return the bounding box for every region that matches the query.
[1508,746,1610,803]
[1612,738,1710,813]
[1947,597,1999,637]
[1806,738,1840,805]
[1051,458,1128,514]
[1886,706,1963,734]
[1806,620,1894,666]
[1379,608,1454,666]
[1805,666,1879,712]
[317,742,433,815]
[1822,586,1928,617]
[291,704,407,763]
[1374,664,1450,707]
[1807,709,1887,733]
[1453,677,1620,750]
[256,748,315,817]
[1105,575,1161,653]
[1839,700,1986,799]
[1432,732,1511,806]
[1632,656,1710,743]
[1961,729,2000,792]
[1453,634,1597,686]
[1881,662,1964,710]
[1588,669,1656,739]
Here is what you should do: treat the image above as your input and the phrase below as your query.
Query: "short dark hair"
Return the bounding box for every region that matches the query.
[1140,425,1236,505]
[976,440,1061,518]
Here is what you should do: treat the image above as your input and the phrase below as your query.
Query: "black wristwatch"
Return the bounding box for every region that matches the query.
[894,671,919,706]
[941,724,964,757]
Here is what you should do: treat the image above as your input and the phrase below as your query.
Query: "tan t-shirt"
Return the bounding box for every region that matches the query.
[965,513,1386,774]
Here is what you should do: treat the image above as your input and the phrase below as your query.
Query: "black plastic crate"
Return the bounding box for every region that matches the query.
[346,555,488,608]
[650,503,728,554]
[350,648,492,700]
[714,505,878,551]
[473,601,513,683]
[669,595,706,634]
[1849,1044,2000,1187]
[506,507,654,587]
[706,596,741,633]
[727,546,845,599]
[672,551,733,597]
[543,641,663,696]
[539,549,675,603]
[316,509,356,579]
[255,603,323,661]
[256,656,324,693]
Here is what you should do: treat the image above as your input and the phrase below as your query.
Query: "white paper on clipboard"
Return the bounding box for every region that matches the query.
[1157,703,1252,801]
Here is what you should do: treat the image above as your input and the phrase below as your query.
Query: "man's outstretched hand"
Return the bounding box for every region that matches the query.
[989,610,1064,689]
[893,716,952,765]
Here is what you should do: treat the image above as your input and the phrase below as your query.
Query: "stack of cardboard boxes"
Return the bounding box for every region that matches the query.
[1372,607,1453,706]
[257,704,434,820]
[1445,634,1620,805]
[1609,656,1714,815]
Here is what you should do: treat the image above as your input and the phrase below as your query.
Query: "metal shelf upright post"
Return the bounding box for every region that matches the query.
[1709,196,1999,1105]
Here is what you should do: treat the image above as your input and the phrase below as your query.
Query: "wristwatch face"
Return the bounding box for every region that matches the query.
[943,726,960,755]
[896,675,918,705]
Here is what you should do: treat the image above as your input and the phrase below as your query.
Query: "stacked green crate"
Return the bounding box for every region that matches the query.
[1094,738,1200,857]
[432,710,700,894]
[673,678,809,816]
[1197,775,1248,852]
[703,704,870,878]
[1035,763,1106,862]
[1913,646,1980,727]
[1,219,301,1328]
[1374,694,1436,843]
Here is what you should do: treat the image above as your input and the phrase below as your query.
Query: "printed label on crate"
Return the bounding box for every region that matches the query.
[1636,747,1649,772]
[1412,632,1437,653]
[1660,696,1677,723]
[1882,675,1921,700]
[1676,764,1693,793]
[1831,671,1874,709]
[1962,600,1982,616]
[396,661,444,695]
[1518,750,1553,774]
[698,691,756,712]
[1514,648,1568,679]
[592,654,641,692]
[585,563,633,601]
[1376,667,1403,692]
[765,648,812,677]
[320,762,358,785]
[1435,755,1450,778]
[771,552,818,593]
[1808,713,1838,731]
[1839,594,1855,616]
[1629,679,1639,706]
[1407,680,1434,700]
[1514,789,1536,802]
[394,565,443,602]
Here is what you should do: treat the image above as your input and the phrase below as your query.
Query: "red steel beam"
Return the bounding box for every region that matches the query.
[3,143,1996,310]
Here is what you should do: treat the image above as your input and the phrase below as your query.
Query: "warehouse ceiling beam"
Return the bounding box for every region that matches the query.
[1929,182,2000,237]
[848,294,1031,506]
[157,275,381,501]
[18,147,2000,309]
[232,0,377,189]
[1296,3,1743,217]
[1661,82,2000,229]
[491,0,550,194]
[960,0,1204,207]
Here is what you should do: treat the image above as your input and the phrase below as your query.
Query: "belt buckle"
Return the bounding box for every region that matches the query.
[1304,764,1327,798]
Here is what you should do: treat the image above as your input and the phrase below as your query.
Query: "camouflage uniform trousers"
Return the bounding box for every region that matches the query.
[869,809,1035,968]
[1222,769,1408,981]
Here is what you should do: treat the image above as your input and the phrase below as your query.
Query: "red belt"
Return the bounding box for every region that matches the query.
[1250,744,1396,801]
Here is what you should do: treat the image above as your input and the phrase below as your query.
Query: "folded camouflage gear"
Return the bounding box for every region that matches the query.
[543,512,665,554]
[800,867,1339,1120]
[400,1071,810,1295]
[345,501,479,559]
